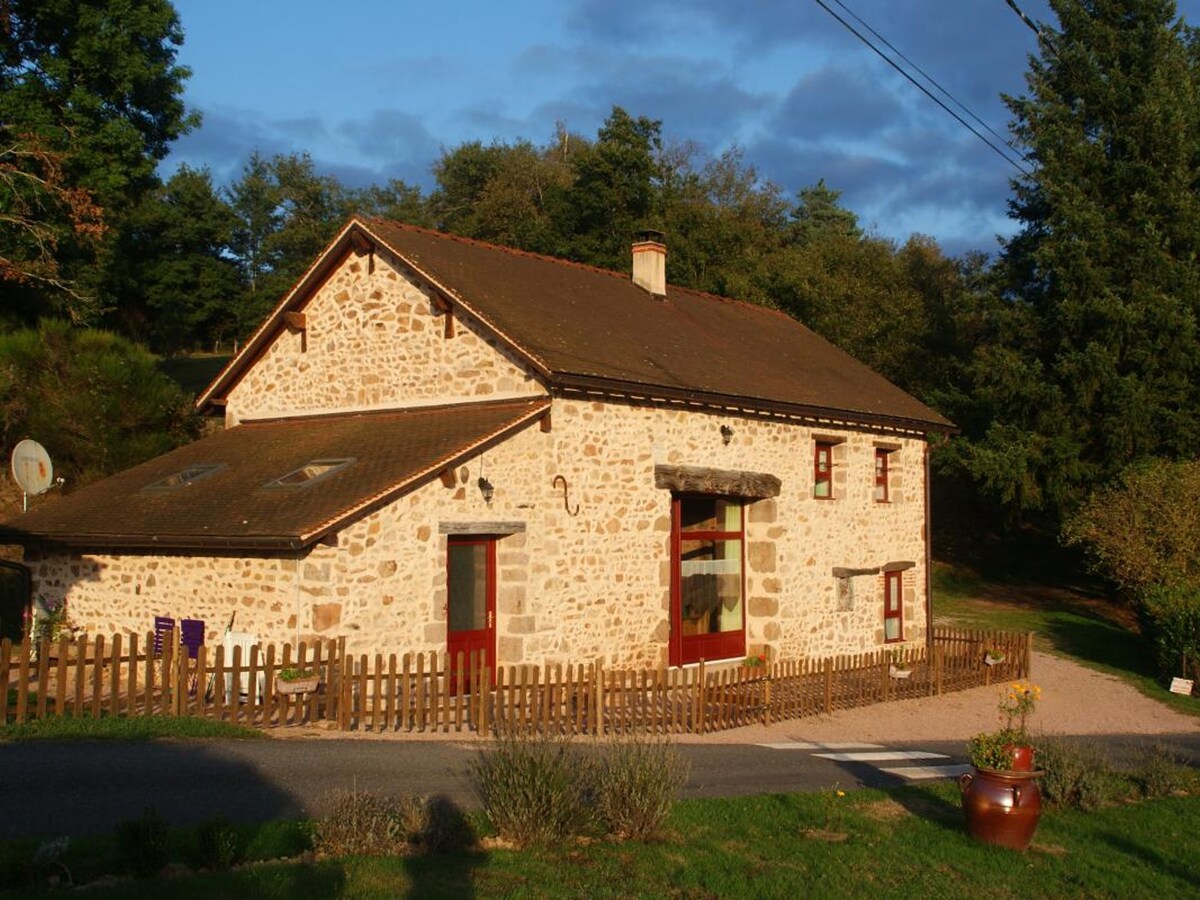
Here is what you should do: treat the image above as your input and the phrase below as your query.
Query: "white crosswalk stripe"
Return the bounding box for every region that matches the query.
[758,739,966,782]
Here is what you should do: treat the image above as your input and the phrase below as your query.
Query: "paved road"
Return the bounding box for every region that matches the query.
[2,732,1197,840]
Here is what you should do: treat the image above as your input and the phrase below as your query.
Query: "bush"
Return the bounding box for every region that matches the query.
[115,807,170,878]
[1063,458,1200,597]
[1139,584,1200,682]
[470,733,596,848]
[312,791,413,858]
[594,737,689,841]
[1130,742,1193,799]
[194,816,240,871]
[1035,737,1115,811]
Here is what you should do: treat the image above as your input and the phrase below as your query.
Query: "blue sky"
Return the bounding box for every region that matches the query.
[168,0,1199,258]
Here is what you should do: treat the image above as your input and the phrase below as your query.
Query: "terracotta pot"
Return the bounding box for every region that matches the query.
[1004,743,1035,771]
[959,767,1043,850]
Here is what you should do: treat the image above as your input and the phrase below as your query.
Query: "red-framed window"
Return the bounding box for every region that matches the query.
[874,448,890,502]
[813,441,834,499]
[669,495,746,666]
[883,570,903,643]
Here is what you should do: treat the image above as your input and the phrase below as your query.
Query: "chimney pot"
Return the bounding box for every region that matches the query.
[632,232,666,298]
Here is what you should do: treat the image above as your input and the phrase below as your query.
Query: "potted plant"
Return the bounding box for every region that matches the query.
[275,666,320,695]
[959,682,1043,850]
[983,647,1007,666]
[887,648,912,679]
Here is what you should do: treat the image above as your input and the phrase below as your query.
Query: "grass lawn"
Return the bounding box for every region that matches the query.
[931,562,1200,718]
[3,784,1197,898]
[0,713,264,742]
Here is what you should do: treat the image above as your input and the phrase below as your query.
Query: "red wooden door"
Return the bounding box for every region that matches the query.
[669,495,746,666]
[446,537,496,693]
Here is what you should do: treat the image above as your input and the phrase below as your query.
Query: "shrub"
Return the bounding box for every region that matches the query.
[115,807,170,878]
[194,816,240,871]
[1035,737,1115,811]
[312,791,412,858]
[1062,458,1200,597]
[470,733,596,847]
[1130,742,1193,799]
[1139,584,1200,682]
[594,737,689,840]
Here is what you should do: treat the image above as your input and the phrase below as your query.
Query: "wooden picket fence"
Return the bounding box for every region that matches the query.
[1,627,1032,736]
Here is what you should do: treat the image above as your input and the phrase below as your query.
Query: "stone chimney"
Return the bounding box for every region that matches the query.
[631,230,666,298]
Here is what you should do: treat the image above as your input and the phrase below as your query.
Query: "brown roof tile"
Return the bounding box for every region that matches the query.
[200,218,953,433]
[0,398,548,550]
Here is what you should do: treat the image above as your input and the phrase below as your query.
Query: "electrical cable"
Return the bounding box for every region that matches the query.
[813,0,1032,176]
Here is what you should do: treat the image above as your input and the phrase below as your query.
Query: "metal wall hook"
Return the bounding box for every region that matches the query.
[552,475,580,517]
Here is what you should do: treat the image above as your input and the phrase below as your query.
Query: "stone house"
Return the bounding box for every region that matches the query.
[0,218,953,670]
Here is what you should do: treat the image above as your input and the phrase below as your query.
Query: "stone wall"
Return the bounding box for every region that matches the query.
[28,398,928,666]
[224,247,544,425]
[25,242,931,666]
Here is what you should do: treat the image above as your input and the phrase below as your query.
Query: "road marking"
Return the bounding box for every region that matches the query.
[879,764,972,780]
[756,741,884,751]
[813,750,949,762]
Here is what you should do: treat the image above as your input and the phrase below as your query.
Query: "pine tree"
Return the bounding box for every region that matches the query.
[964,0,1200,517]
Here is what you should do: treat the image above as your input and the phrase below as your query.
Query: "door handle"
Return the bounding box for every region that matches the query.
[487,611,494,628]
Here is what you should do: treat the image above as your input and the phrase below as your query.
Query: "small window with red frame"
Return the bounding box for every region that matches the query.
[814,441,833,498]
[874,448,890,502]
[884,570,903,643]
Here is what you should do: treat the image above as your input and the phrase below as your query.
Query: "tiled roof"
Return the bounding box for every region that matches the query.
[200,217,953,433]
[0,398,548,550]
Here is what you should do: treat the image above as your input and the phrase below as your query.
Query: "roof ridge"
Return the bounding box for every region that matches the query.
[360,216,632,284]
[361,215,808,325]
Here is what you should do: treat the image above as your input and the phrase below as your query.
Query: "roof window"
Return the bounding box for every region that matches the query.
[143,464,224,491]
[265,458,355,489]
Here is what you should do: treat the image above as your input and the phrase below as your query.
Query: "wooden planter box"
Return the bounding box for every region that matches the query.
[275,675,320,695]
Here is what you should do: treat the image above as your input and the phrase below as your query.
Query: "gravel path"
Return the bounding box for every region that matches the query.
[676,651,1200,745]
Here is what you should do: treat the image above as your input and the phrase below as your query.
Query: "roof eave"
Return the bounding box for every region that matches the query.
[553,373,957,435]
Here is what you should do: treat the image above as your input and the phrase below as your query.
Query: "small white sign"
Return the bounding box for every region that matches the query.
[1169,677,1194,696]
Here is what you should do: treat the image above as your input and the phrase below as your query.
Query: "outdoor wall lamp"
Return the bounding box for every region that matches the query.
[478,476,495,504]
[720,424,734,445]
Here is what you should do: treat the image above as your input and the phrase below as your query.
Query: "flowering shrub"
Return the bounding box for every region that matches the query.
[1000,681,1041,740]
[31,596,75,646]
[967,682,1042,770]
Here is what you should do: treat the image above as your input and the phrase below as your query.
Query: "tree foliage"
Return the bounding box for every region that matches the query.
[0,320,200,486]
[0,0,197,321]
[954,0,1200,519]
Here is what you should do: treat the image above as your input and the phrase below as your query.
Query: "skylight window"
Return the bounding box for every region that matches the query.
[143,464,224,491]
[265,458,355,489]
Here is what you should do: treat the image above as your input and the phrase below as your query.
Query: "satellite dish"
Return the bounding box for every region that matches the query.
[11,439,54,496]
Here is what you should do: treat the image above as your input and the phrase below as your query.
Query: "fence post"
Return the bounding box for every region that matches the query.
[695,659,707,734]
[1025,632,1033,679]
[823,658,833,714]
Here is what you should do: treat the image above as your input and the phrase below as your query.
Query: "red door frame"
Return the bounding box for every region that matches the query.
[669,495,747,667]
[446,536,497,693]
[883,570,903,643]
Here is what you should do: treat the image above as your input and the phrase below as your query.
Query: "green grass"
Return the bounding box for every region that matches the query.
[932,563,1200,718]
[0,713,264,742]
[3,785,1197,898]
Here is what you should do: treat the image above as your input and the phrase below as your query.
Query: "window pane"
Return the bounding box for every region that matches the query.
[680,497,741,533]
[679,538,743,634]
[885,617,901,641]
[448,543,488,632]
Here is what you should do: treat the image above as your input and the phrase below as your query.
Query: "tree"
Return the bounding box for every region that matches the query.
[564,107,662,269]
[226,152,354,330]
[0,0,197,321]
[0,319,200,486]
[958,0,1200,519]
[106,165,242,352]
[0,128,106,324]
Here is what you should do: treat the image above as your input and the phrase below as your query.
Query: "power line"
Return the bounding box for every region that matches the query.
[830,0,1019,157]
[1005,0,1061,57]
[813,0,1031,176]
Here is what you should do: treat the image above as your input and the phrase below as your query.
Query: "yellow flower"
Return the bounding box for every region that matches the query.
[836,790,846,798]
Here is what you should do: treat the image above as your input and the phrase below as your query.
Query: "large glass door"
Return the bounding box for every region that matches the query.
[670,496,746,666]
[446,537,496,693]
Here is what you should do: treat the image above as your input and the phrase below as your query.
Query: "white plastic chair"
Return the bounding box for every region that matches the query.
[223,631,265,702]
